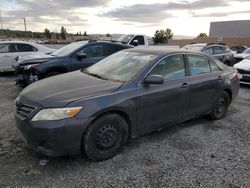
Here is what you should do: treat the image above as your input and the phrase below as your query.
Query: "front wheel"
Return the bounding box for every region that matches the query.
[83,113,128,161]
[209,91,230,120]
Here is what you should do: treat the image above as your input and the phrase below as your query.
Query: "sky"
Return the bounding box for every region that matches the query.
[1,0,250,37]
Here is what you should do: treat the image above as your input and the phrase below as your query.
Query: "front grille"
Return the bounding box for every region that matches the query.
[16,104,36,120]
[237,69,250,75]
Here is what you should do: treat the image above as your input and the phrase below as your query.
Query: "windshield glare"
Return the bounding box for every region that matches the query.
[51,41,87,57]
[86,51,157,82]
[243,48,250,54]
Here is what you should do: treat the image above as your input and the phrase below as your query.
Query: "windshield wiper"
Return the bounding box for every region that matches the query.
[84,71,108,80]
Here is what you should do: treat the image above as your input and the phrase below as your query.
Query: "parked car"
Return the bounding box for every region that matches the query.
[182,43,235,66]
[13,40,133,86]
[230,45,247,54]
[0,41,54,72]
[233,48,250,63]
[14,48,240,161]
[233,56,250,84]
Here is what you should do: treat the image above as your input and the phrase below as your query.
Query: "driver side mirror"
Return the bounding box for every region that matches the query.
[131,39,139,46]
[143,75,164,86]
[75,52,87,61]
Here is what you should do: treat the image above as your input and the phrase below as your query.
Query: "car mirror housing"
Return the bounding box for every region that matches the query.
[76,52,87,60]
[143,75,164,85]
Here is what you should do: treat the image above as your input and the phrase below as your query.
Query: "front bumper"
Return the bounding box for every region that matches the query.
[14,112,93,157]
[236,69,250,84]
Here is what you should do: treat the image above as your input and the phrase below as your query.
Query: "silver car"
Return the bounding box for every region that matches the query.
[0,41,54,72]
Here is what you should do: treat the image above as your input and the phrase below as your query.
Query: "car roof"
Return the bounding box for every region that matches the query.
[88,40,133,47]
[123,47,207,56]
[0,40,36,44]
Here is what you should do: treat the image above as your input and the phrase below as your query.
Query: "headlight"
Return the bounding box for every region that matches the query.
[24,64,39,70]
[31,107,82,121]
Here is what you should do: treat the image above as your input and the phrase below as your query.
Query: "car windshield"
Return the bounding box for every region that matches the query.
[242,48,250,54]
[84,51,157,82]
[51,41,87,57]
[181,45,204,51]
[116,35,134,43]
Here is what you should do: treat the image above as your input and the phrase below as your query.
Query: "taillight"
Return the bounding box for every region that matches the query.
[236,71,242,80]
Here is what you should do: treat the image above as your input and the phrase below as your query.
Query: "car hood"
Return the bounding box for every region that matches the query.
[20,71,123,107]
[233,53,250,59]
[234,59,250,71]
[18,53,59,65]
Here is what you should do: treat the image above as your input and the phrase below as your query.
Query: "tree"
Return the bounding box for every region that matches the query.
[83,31,87,36]
[44,28,51,39]
[153,28,173,44]
[60,26,67,40]
[197,33,208,38]
[106,33,111,37]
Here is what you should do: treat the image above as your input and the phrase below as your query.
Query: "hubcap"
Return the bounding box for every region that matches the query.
[95,125,118,149]
[216,97,226,114]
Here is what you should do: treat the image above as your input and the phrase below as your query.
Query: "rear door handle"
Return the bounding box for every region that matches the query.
[181,82,189,88]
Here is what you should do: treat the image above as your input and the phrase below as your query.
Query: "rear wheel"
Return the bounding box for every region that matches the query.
[209,91,230,120]
[83,113,128,161]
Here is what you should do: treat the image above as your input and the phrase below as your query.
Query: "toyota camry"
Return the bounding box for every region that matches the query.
[14,48,240,161]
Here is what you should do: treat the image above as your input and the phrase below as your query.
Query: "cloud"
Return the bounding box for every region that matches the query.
[191,10,250,17]
[1,0,105,31]
[101,0,230,23]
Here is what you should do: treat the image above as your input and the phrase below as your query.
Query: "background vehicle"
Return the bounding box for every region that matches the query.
[234,56,250,84]
[182,43,235,66]
[13,40,133,86]
[230,45,247,54]
[233,48,250,63]
[0,41,54,72]
[14,48,240,161]
[116,34,152,46]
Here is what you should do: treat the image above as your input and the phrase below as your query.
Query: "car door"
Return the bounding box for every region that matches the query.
[70,43,105,71]
[136,54,190,134]
[0,43,16,71]
[186,54,223,117]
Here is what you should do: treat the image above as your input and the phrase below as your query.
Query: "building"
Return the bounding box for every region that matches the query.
[167,20,250,47]
[209,20,250,37]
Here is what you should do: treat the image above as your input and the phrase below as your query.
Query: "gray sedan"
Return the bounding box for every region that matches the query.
[14,48,240,161]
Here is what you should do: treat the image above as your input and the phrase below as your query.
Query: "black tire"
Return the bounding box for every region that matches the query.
[209,91,230,120]
[83,113,128,161]
[43,71,61,78]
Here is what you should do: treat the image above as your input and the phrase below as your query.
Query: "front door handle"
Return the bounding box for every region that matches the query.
[218,75,223,80]
[181,82,189,88]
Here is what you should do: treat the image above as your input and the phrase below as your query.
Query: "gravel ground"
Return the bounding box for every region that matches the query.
[0,74,249,187]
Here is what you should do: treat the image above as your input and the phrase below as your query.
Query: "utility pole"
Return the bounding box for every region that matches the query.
[0,9,3,37]
[22,17,28,38]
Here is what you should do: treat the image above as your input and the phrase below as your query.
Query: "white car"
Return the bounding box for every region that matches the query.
[0,41,54,72]
[234,56,250,84]
[233,48,250,62]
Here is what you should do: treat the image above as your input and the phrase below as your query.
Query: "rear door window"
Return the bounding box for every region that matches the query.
[203,47,213,55]
[149,54,186,81]
[16,44,37,52]
[80,44,104,58]
[213,46,224,55]
[104,44,124,56]
[187,54,211,75]
[210,61,221,72]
